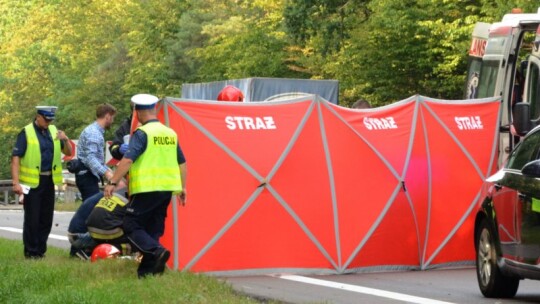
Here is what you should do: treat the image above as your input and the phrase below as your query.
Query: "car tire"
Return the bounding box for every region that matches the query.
[476,219,519,298]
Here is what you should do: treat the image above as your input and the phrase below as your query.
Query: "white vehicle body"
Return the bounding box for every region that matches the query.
[466,8,540,165]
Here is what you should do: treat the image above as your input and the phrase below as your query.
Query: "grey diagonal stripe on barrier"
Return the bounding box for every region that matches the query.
[418,96,500,268]
[400,99,423,265]
[404,182,423,265]
[320,97,418,180]
[167,99,264,181]
[423,191,482,269]
[195,96,340,273]
[264,95,316,180]
[261,96,343,271]
[338,175,408,270]
[266,183,339,271]
[420,96,501,269]
[316,97,342,268]
[419,100,482,268]
[420,97,491,180]
[160,100,181,270]
[258,96,341,271]
[401,97,421,180]
[166,99,264,270]
[421,101,501,269]
[419,108,433,268]
[185,187,266,270]
[320,97,418,271]
[161,98,184,269]
[167,98,340,271]
[321,100,401,271]
[419,99,467,269]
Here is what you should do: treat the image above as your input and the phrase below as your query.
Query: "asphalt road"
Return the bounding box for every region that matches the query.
[2,209,540,304]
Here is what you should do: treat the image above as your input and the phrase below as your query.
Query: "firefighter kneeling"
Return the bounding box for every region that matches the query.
[86,193,136,260]
[68,193,138,261]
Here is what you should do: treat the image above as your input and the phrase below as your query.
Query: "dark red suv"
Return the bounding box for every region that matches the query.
[475,125,540,298]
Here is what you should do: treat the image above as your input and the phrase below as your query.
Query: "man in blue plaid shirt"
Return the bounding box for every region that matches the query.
[76,103,117,202]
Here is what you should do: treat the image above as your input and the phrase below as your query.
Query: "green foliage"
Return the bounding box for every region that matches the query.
[169,0,305,82]
[284,0,371,55]
[0,238,260,304]
[0,0,538,175]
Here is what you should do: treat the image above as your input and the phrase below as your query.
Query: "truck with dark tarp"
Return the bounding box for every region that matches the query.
[181,77,339,104]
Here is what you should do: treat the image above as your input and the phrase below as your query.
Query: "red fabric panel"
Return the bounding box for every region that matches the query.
[420,100,500,265]
[190,191,335,271]
[346,110,431,268]
[319,105,404,266]
[405,116,430,264]
[423,100,500,176]
[334,100,417,175]
[163,99,337,271]
[169,109,271,270]
[131,110,139,134]
[270,107,338,266]
[158,96,500,274]
[169,100,312,175]
[347,191,421,268]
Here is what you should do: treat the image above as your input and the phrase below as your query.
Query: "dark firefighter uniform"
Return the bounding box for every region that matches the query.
[86,193,133,255]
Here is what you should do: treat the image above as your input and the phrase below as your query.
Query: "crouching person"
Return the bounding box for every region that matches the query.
[67,193,103,259]
[68,182,131,260]
[86,193,135,256]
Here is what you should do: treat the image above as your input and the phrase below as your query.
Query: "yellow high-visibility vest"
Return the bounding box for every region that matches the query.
[20,124,63,187]
[129,122,182,194]
[532,198,540,213]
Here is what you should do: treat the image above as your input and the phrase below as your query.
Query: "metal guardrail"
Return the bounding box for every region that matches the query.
[0,180,14,205]
[0,179,81,205]
[63,178,81,204]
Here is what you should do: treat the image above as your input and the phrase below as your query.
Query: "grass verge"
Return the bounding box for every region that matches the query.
[0,238,265,304]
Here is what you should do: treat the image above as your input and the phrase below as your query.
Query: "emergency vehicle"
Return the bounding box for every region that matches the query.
[466,8,540,164]
[470,7,540,298]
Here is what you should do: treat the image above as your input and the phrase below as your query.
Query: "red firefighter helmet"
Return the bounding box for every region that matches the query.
[217,85,244,102]
[91,244,121,262]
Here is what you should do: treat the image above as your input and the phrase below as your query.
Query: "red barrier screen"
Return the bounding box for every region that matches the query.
[160,95,500,275]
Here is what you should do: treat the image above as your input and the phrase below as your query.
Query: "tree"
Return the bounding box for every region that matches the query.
[168,0,305,85]
[0,0,188,178]
[284,0,371,55]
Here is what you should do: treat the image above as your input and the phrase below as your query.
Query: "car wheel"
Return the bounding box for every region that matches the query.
[476,219,519,298]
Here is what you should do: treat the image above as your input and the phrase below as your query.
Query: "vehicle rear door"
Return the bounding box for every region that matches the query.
[499,129,540,264]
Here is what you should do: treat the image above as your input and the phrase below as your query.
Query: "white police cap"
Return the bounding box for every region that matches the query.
[131,94,159,109]
[36,106,58,120]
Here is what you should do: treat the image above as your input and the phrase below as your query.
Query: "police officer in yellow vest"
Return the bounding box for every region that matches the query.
[104,94,186,278]
[11,106,72,259]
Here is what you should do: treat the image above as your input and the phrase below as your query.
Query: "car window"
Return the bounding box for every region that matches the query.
[527,62,540,120]
[507,130,540,170]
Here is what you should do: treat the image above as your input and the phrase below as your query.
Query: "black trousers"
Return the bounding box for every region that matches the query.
[124,191,172,276]
[23,175,55,257]
[75,170,100,202]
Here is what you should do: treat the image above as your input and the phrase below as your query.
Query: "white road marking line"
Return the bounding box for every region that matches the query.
[278,275,455,304]
[0,227,68,241]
